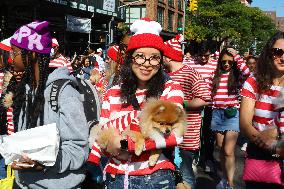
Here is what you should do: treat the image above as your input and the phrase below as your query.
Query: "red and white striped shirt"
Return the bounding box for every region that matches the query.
[183,58,218,86]
[7,107,14,135]
[0,71,4,96]
[88,80,184,175]
[168,65,211,150]
[211,55,250,109]
[49,54,73,73]
[241,76,281,131]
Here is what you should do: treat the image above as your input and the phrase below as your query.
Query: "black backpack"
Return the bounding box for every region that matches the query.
[49,78,101,128]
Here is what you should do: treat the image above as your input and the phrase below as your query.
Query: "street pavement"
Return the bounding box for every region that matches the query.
[196,140,246,189]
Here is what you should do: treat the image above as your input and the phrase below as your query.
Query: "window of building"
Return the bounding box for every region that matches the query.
[168,11,174,31]
[157,7,164,28]
[126,6,146,25]
[178,0,183,11]
[168,0,174,7]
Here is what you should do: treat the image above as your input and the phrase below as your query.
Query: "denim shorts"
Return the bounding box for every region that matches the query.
[210,108,240,132]
[105,169,175,189]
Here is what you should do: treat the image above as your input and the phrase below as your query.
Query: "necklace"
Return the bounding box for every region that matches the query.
[275,76,284,86]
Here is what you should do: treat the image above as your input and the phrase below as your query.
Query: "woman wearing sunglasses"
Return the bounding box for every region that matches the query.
[240,32,284,189]
[211,47,250,189]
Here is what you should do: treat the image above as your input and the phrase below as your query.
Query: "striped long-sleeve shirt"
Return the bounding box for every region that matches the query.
[241,76,281,132]
[49,54,73,73]
[168,65,211,150]
[88,80,184,175]
[183,58,218,87]
[211,55,250,109]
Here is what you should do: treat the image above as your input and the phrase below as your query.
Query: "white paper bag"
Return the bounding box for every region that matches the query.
[0,123,60,166]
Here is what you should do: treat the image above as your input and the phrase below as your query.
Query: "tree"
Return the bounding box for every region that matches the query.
[185,0,277,54]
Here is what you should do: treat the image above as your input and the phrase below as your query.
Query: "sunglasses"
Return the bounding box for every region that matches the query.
[221,60,234,65]
[271,48,284,58]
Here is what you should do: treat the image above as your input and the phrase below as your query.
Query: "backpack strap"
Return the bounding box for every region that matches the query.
[50,79,71,112]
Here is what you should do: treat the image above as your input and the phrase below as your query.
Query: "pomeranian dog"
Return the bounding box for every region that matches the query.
[126,98,187,167]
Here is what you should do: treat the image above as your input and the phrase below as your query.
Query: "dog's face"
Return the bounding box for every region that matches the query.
[150,102,183,135]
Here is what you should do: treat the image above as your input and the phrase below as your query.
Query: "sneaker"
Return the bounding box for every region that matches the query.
[205,160,215,173]
[216,178,227,189]
[241,143,247,151]
[226,186,233,189]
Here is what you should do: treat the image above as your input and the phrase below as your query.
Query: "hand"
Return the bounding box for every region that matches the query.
[227,48,238,57]
[252,128,278,150]
[11,155,45,171]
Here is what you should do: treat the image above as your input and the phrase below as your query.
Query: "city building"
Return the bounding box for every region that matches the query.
[120,0,185,39]
[264,11,284,32]
[276,17,284,32]
[0,0,125,55]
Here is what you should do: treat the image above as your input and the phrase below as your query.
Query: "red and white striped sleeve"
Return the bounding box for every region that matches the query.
[240,76,257,100]
[7,107,14,135]
[189,68,211,102]
[234,54,250,77]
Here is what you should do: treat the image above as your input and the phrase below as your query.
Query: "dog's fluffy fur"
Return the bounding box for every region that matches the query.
[90,98,187,166]
[128,98,187,166]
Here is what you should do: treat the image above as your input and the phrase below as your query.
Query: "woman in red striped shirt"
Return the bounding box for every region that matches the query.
[88,18,184,189]
[211,47,250,189]
[240,32,284,189]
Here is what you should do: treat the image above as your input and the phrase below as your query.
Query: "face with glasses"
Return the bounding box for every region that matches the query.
[10,45,25,72]
[271,39,284,72]
[131,47,161,85]
[221,54,234,72]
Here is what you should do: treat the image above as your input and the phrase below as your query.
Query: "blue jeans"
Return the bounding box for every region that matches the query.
[180,149,198,189]
[0,157,6,179]
[105,169,175,189]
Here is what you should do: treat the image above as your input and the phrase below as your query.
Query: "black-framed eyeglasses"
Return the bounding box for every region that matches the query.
[271,48,284,58]
[9,50,21,60]
[132,53,161,66]
[221,60,234,65]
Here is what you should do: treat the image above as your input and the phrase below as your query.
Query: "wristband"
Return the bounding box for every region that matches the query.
[183,100,188,109]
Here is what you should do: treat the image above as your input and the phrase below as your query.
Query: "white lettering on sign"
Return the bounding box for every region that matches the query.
[28,33,43,51]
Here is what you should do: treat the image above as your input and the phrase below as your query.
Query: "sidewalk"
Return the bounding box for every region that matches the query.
[196,144,245,189]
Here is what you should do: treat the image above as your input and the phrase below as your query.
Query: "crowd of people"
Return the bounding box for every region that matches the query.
[0,17,284,189]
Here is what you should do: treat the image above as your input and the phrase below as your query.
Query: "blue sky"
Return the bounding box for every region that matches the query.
[251,0,284,17]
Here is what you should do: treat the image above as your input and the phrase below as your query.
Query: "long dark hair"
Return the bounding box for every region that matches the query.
[255,31,284,92]
[120,50,166,110]
[13,49,50,131]
[212,48,240,96]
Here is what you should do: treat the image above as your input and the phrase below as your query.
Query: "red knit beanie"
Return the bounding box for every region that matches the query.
[127,18,165,53]
[107,45,119,62]
[164,34,183,62]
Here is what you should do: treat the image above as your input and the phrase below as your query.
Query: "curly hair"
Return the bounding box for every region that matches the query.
[13,49,50,131]
[120,50,166,110]
[211,48,240,96]
[255,31,284,92]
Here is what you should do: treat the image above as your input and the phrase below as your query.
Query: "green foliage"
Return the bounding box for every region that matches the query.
[185,0,277,54]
